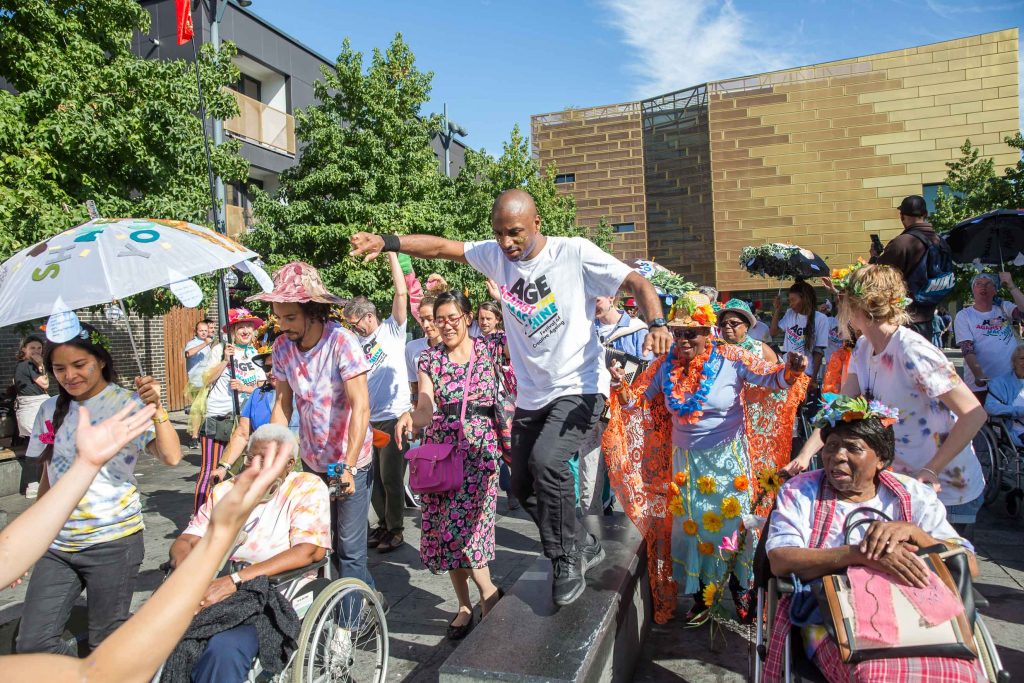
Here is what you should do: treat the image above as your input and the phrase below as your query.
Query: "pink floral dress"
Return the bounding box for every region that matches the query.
[417,333,504,573]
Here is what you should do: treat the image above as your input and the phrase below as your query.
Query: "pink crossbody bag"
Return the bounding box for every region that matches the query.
[404,345,474,494]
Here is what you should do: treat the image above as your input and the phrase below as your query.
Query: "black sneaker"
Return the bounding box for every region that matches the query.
[580,533,606,572]
[366,526,387,549]
[552,550,586,607]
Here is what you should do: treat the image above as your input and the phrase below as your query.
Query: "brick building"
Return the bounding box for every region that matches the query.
[531,29,1021,298]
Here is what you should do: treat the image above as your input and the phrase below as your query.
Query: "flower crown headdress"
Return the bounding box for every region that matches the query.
[831,259,912,309]
[668,296,718,327]
[811,393,900,429]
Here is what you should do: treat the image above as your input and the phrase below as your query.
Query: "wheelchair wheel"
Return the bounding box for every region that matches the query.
[290,578,388,683]
[974,426,1002,506]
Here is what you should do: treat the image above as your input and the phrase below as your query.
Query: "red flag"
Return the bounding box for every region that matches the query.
[176,0,194,45]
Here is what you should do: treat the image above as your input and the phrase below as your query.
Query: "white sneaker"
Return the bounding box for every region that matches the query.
[25,482,38,499]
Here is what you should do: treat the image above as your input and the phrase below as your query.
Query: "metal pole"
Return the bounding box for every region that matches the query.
[442,102,451,178]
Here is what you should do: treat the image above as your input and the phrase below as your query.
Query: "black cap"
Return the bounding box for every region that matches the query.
[897,195,927,217]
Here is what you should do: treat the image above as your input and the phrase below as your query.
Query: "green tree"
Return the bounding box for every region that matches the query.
[0,0,248,315]
[246,34,447,305]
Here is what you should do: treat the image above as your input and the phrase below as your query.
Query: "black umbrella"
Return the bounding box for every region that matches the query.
[946,209,1024,268]
[740,243,830,280]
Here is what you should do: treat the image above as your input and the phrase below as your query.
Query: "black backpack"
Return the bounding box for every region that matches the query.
[904,229,955,306]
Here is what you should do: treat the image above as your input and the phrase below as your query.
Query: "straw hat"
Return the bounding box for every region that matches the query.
[246,261,347,305]
[667,292,717,328]
[221,307,264,333]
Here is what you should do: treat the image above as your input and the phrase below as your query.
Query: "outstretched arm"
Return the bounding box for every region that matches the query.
[388,252,409,326]
[0,442,294,683]
[350,232,468,264]
[0,404,156,588]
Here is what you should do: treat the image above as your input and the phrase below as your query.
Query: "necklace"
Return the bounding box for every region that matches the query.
[664,342,721,424]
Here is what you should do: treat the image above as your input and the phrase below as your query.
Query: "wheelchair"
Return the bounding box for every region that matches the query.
[154,554,389,683]
[750,512,1009,683]
[974,417,1024,516]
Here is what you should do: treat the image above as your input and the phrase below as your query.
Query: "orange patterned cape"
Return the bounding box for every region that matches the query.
[822,345,853,394]
[601,342,809,623]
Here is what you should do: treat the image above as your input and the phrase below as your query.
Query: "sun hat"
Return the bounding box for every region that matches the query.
[667,292,717,328]
[222,307,264,333]
[622,297,638,308]
[246,261,347,305]
[718,299,757,328]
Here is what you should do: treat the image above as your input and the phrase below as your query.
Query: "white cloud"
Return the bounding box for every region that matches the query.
[600,0,803,98]
[923,1,1024,19]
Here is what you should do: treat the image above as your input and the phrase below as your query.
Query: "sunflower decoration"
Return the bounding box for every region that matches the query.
[811,394,900,429]
[720,496,742,520]
[733,474,749,492]
[668,481,680,496]
[674,470,689,487]
[702,510,724,533]
[696,475,717,495]
[702,582,718,606]
[756,467,785,496]
[697,541,716,556]
[682,519,699,536]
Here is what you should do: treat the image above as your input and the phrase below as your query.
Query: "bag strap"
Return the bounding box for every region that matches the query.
[458,343,477,427]
[842,506,893,545]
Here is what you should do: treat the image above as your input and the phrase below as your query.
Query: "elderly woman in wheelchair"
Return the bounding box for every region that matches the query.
[166,423,331,683]
[759,395,995,683]
[983,343,1024,447]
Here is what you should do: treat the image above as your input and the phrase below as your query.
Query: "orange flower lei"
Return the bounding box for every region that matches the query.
[667,343,715,425]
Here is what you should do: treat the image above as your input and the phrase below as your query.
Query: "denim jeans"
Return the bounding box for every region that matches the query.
[16,531,145,655]
[304,462,375,589]
[191,624,259,683]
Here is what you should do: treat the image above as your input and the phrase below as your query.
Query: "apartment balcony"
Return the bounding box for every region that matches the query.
[224,90,296,157]
[225,204,254,239]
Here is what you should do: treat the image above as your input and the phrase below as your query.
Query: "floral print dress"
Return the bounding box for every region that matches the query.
[417,333,504,573]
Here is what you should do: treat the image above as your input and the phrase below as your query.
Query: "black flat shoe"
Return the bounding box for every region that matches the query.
[446,612,476,640]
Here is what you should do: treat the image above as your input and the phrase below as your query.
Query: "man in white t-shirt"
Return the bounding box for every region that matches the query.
[955,272,1024,403]
[184,319,214,374]
[350,189,671,607]
[343,252,412,554]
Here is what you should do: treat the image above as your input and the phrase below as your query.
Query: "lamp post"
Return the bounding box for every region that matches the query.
[439,103,468,178]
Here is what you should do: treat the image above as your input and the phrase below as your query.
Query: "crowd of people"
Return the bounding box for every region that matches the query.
[0,191,1017,683]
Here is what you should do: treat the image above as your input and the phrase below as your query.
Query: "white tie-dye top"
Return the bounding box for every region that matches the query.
[27,383,155,552]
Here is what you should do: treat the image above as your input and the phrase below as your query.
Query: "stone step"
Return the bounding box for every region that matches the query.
[440,515,650,683]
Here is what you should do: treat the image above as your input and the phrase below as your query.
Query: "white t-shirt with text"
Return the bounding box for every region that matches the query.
[206,345,265,417]
[357,316,411,422]
[464,236,633,410]
[954,301,1019,391]
[779,310,830,375]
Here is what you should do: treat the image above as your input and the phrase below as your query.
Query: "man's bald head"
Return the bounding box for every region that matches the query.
[491,189,538,221]
[490,189,544,262]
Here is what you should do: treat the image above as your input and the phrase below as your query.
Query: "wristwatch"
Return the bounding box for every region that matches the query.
[216,462,231,471]
[649,317,668,328]
[343,464,359,475]
[230,572,243,587]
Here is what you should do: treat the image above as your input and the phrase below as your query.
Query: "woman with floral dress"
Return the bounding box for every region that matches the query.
[604,292,808,624]
[395,291,507,640]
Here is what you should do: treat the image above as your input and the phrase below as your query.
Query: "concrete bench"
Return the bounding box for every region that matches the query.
[440,515,651,683]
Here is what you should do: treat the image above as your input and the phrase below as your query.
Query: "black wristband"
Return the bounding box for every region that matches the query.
[381,234,401,252]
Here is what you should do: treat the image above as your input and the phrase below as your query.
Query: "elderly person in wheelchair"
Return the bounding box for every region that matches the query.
[762,395,990,683]
[983,343,1024,448]
[167,423,331,683]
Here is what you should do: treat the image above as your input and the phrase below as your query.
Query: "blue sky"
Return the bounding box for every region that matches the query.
[250,0,1023,157]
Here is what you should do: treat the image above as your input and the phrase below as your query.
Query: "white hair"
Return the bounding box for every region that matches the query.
[248,423,299,461]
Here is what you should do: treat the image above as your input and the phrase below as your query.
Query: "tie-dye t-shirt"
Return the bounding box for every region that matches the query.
[184,472,331,566]
[27,383,155,552]
[849,326,985,507]
[272,321,373,472]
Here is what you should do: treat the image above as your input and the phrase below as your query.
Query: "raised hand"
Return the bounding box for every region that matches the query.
[485,278,502,301]
[350,232,385,263]
[134,376,163,407]
[644,326,673,356]
[75,404,157,469]
[785,352,808,378]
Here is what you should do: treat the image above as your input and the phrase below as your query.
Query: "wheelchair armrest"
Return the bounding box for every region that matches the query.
[775,576,796,594]
[269,557,329,586]
[972,587,990,610]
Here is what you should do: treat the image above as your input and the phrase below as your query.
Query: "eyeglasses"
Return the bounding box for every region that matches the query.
[719,320,746,329]
[434,314,466,328]
[672,328,708,340]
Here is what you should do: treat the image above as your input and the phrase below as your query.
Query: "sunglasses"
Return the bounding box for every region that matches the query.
[719,319,746,329]
[672,328,709,341]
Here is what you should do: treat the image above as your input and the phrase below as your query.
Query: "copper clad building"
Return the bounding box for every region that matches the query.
[531,29,1020,297]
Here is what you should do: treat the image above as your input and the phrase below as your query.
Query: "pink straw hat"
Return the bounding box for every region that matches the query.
[246,261,347,305]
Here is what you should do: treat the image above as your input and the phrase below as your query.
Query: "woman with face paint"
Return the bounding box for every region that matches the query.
[16,323,182,656]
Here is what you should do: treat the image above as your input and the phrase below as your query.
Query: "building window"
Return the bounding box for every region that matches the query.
[922,182,961,214]
[554,173,575,184]
[612,222,636,233]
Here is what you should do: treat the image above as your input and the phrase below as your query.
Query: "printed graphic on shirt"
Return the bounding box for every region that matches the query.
[828,323,842,347]
[234,357,262,387]
[500,275,565,348]
[973,314,1013,342]
[785,323,807,350]
[361,337,387,371]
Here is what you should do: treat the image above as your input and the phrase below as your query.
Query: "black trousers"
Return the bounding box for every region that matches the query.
[509,394,605,560]
[16,531,145,655]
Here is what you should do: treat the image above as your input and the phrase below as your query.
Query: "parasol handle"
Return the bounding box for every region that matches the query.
[116,303,146,378]
[998,228,1005,271]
